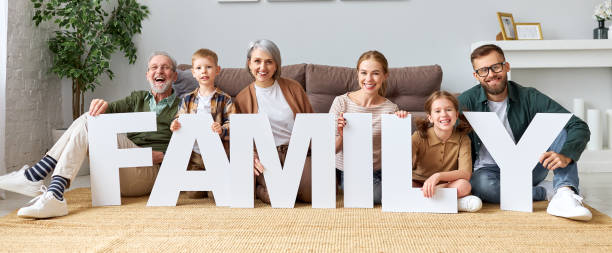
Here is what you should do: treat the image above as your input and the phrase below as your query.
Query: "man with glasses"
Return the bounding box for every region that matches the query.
[458,44,592,221]
[0,51,180,219]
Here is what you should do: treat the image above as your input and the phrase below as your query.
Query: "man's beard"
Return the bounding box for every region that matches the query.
[481,75,508,95]
[149,80,172,94]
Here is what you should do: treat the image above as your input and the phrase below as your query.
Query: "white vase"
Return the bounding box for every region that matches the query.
[587,109,602,151]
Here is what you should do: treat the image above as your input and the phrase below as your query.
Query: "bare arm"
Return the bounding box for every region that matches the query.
[335,112,345,153]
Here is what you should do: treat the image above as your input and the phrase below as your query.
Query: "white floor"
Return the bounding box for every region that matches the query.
[1,173,611,218]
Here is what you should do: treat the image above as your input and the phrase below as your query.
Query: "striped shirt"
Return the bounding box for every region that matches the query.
[175,86,236,140]
[329,93,399,171]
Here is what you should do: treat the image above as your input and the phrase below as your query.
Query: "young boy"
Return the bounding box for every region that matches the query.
[170,48,235,199]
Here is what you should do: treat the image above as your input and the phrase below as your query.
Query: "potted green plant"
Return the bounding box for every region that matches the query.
[32,0,150,119]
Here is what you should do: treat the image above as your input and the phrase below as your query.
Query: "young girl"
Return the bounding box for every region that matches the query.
[331,50,408,204]
[170,48,235,199]
[412,91,481,212]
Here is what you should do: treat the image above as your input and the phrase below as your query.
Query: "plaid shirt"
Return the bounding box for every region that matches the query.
[176,87,235,140]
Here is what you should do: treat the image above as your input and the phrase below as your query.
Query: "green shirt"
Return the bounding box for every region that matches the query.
[107,90,180,153]
[146,91,177,116]
[457,81,590,163]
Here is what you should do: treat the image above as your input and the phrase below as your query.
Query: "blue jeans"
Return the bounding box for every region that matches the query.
[337,169,382,204]
[470,129,580,203]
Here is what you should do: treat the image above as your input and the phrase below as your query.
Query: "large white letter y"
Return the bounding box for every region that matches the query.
[464,112,571,212]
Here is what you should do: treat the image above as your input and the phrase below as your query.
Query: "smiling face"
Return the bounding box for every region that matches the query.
[191,56,220,87]
[427,97,458,132]
[357,59,388,96]
[146,55,177,94]
[472,51,510,98]
[248,48,277,86]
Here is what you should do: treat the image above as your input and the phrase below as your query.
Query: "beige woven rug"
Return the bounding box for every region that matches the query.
[1,188,611,252]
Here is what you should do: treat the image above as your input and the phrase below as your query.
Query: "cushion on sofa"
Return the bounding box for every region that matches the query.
[173,68,199,98]
[173,64,307,98]
[305,64,442,113]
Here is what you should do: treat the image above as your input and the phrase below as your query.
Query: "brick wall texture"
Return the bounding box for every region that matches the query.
[5,0,62,172]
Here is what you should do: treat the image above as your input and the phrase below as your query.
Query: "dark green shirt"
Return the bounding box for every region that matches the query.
[107,90,179,153]
[458,81,590,164]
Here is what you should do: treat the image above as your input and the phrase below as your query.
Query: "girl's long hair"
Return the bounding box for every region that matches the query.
[415,90,471,138]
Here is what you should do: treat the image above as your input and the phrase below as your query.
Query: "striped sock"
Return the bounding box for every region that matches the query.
[48,176,69,201]
[24,155,57,182]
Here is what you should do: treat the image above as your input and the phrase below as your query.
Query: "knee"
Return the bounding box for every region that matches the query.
[455,179,472,197]
[549,129,568,152]
[119,166,159,197]
[470,172,498,193]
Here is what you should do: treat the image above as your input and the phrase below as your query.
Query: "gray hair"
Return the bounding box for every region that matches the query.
[246,39,282,80]
[147,51,177,72]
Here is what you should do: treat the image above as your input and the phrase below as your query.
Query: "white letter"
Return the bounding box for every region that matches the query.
[381,114,457,213]
[88,112,156,206]
[283,114,335,208]
[147,114,230,207]
[342,113,373,208]
[464,112,571,212]
[230,114,335,208]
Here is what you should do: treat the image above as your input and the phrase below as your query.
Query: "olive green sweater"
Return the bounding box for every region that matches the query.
[107,90,179,153]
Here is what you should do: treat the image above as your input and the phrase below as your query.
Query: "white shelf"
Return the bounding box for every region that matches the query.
[471,40,612,68]
[578,149,612,173]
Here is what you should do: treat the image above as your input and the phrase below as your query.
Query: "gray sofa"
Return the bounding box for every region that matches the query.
[174,63,442,120]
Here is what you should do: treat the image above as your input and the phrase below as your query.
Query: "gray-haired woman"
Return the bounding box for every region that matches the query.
[233,39,314,204]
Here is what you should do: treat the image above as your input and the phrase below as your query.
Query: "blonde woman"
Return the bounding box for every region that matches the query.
[331,50,408,204]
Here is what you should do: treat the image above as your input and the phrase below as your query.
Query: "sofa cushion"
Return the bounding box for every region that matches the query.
[173,69,199,98]
[173,64,307,98]
[305,64,442,113]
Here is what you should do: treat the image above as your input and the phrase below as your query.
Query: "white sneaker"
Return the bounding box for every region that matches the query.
[536,179,554,201]
[547,187,592,221]
[17,187,68,219]
[0,165,44,197]
[458,195,482,212]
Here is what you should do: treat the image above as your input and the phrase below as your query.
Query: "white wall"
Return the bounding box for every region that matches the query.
[65,0,603,125]
[6,0,62,172]
[0,0,7,199]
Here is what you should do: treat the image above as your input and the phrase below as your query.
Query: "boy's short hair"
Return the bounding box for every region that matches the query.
[192,48,218,65]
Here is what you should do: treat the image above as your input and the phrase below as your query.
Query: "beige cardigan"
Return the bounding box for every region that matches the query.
[234,77,314,115]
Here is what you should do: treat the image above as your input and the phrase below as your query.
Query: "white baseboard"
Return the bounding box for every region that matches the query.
[577,150,612,173]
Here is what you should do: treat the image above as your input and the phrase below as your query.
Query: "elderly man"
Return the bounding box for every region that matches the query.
[0,51,180,219]
[458,44,592,221]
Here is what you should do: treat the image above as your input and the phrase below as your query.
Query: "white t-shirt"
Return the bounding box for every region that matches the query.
[473,97,516,170]
[254,81,295,146]
[193,92,214,154]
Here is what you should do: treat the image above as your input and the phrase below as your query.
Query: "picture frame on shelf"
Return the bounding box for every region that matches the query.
[497,12,516,40]
[516,23,543,40]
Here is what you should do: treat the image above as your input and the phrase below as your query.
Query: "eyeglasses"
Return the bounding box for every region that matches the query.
[148,65,172,72]
[474,62,505,77]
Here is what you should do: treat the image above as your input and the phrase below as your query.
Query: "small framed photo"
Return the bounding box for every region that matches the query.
[497,12,516,40]
[515,23,543,40]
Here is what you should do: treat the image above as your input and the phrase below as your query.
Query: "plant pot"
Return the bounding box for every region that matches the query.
[594,20,609,39]
[52,128,90,176]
